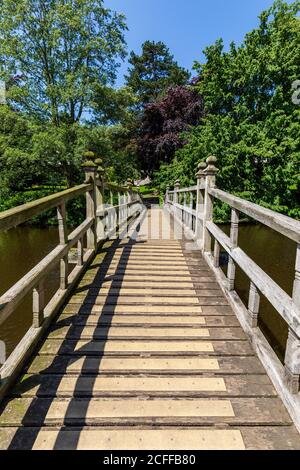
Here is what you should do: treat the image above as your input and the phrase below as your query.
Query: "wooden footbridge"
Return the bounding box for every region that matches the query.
[0,155,300,450]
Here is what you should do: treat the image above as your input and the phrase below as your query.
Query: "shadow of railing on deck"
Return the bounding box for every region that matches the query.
[7,209,147,450]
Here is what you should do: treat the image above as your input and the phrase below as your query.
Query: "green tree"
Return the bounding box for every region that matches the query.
[125,40,190,108]
[0,0,127,125]
[155,0,300,220]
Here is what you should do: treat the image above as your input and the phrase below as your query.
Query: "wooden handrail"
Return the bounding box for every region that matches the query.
[164,155,300,399]
[0,183,92,232]
[209,187,300,244]
[0,163,142,403]
[205,220,299,335]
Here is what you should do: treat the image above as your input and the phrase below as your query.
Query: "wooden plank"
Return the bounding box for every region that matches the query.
[77,281,196,289]
[11,374,277,399]
[96,266,193,273]
[13,375,227,396]
[57,312,239,327]
[0,428,246,450]
[80,275,199,282]
[36,340,254,357]
[26,355,266,377]
[0,397,292,426]
[75,288,198,295]
[63,304,203,314]
[58,313,207,325]
[48,326,211,339]
[47,325,246,341]
[68,295,201,305]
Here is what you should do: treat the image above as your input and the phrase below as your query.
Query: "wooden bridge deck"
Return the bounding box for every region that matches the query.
[0,208,299,450]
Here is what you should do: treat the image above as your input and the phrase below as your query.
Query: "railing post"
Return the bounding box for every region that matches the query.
[126,179,133,223]
[227,208,239,291]
[118,192,122,227]
[174,180,180,220]
[95,158,105,242]
[165,185,170,205]
[195,162,206,246]
[127,179,133,203]
[183,191,187,226]
[202,156,218,254]
[82,152,97,251]
[57,202,68,290]
[213,241,220,268]
[77,237,84,266]
[189,191,193,231]
[285,244,300,393]
[248,282,260,327]
[32,279,45,328]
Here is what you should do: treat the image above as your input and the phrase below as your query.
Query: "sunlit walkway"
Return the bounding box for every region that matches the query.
[0,209,299,450]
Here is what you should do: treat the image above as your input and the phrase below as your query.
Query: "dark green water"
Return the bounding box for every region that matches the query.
[0,223,296,362]
[0,227,60,358]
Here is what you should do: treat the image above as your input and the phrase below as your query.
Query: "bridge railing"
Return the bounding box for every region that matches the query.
[0,155,142,401]
[165,156,300,399]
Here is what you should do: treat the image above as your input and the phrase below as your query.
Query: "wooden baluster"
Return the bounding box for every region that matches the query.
[227,208,239,291]
[109,190,114,233]
[189,191,193,231]
[118,192,121,228]
[121,192,125,227]
[174,180,180,221]
[285,243,300,393]
[95,158,105,242]
[32,279,45,328]
[213,240,220,268]
[165,185,170,205]
[57,202,68,290]
[195,162,206,245]
[127,179,133,221]
[82,158,97,251]
[202,156,218,254]
[77,237,84,266]
[248,282,260,327]
[183,192,187,226]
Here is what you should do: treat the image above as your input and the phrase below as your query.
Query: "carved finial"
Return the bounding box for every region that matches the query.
[175,179,180,189]
[196,161,207,179]
[95,157,105,176]
[205,155,218,175]
[127,178,133,189]
[82,151,97,168]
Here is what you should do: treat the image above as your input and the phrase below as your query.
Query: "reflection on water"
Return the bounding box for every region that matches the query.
[0,223,296,362]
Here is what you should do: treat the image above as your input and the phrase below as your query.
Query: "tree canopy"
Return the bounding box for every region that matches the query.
[125,41,190,108]
[138,85,204,175]
[0,0,299,222]
[155,0,300,220]
[0,0,127,125]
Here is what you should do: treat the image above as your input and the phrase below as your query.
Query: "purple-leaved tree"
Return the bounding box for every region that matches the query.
[138,85,204,174]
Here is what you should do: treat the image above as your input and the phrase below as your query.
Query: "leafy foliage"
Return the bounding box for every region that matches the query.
[0,0,127,124]
[125,41,190,108]
[155,0,300,219]
[138,85,204,174]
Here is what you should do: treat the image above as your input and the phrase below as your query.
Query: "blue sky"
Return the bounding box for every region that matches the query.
[106,0,292,86]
